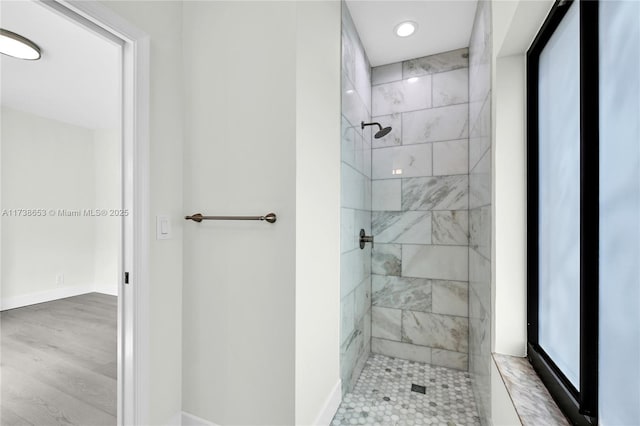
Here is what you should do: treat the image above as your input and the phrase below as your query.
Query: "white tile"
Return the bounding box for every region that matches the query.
[470,149,491,209]
[372,211,431,244]
[402,175,468,211]
[469,135,490,171]
[341,208,356,253]
[341,163,370,210]
[372,179,401,211]
[354,48,371,115]
[341,248,370,298]
[372,244,401,276]
[432,349,469,370]
[402,311,469,353]
[432,280,469,317]
[403,48,469,78]
[353,132,367,176]
[354,280,370,323]
[341,116,356,167]
[403,104,468,144]
[372,275,431,312]
[372,76,432,116]
[372,62,403,85]
[342,77,369,129]
[373,144,432,180]
[372,306,402,340]
[433,68,469,107]
[432,210,468,245]
[433,139,469,176]
[402,245,468,281]
[372,338,432,363]
[469,206,490,259]
[340,292,355,345]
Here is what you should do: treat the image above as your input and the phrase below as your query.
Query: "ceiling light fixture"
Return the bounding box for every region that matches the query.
[0,29,41,60]
[394,21,417,38]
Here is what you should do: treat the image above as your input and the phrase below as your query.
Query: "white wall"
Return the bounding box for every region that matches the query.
[491,0,553,357]
[494,55,527,356]
[94,129,121,296]
[1,107,97,307]
[181,2,297,424]
[181,1,341,424]
[98,2,185,423]
[295,2,341,424]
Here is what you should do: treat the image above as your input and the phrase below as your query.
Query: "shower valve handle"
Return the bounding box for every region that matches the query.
[359,229,374,249]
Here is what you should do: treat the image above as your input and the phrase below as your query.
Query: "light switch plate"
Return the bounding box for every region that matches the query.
[156,215,171,240]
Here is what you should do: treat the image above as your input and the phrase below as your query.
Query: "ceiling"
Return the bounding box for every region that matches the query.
[0,0,120,130]
[345,0,478,67]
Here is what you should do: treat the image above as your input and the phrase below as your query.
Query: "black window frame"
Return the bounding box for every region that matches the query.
[526,0,599,424]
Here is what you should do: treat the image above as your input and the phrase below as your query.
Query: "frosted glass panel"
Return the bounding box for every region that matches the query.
[599,1,640,423]
[537,1,580,388]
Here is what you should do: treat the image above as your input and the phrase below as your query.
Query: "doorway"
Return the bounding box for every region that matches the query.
[0,1,146,424]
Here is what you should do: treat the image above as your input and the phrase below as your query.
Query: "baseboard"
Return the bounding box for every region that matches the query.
[93,285,118,296]
[0,285,95,311]
[164,411,182,426]
[313,379,342,426]
[182,411,219,426]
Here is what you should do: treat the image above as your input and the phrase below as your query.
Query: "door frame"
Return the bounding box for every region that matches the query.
[38,1,151,425]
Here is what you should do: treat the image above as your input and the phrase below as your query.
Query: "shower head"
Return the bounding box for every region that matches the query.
[361,121,393,139]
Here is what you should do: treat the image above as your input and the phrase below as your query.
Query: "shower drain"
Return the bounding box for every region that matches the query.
[410,383,426,394]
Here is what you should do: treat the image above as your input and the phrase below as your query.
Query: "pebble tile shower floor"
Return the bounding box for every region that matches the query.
[331,354,481,426]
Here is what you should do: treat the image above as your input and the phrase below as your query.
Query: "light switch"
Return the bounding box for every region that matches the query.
[156,215,171,240]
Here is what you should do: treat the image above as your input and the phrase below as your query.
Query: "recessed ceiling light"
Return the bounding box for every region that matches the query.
[0,29,41,60]
[395,21,417,38]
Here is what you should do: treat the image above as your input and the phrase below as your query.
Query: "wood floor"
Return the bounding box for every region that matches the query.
[1,293,117,426]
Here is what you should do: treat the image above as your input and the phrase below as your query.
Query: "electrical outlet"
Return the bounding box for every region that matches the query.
[56,274,64,286]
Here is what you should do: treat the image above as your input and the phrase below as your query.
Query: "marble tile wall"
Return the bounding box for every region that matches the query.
[340,2,372,395]
[369,48,470,372]
[467,1,492,424]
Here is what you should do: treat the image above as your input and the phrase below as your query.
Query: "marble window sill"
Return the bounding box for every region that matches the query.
[493,353,570,426]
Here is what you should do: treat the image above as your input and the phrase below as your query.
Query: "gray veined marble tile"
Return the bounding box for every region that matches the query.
[403,103,469,145]
[354,280,370,324]
[433,68,469,107]
[341,208,356,253]
[372,244,401,276]
[372,179,401,211]
[372,76,432,116]
[469,248,491,318]
[402,245,468,282]
[402,310,469,353]
[371,338,432,364]
[372,211,431,244]
[403,48,469,78]
[341,116,356,167]
[432,280,469,317]
[372,306,402,340]
[372,275,432,312]
[340,292,355,345]
[432,348,469,371]
[469,150,491,209]
[470,92,490,139]
[433,138,469,176]
[402,175,468,211]
[469,206,490,259]
[432,210,468,245]
[469,135,490,172]
[371,113,402,148]
[372,144,432,180]
[372,62,403,85]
